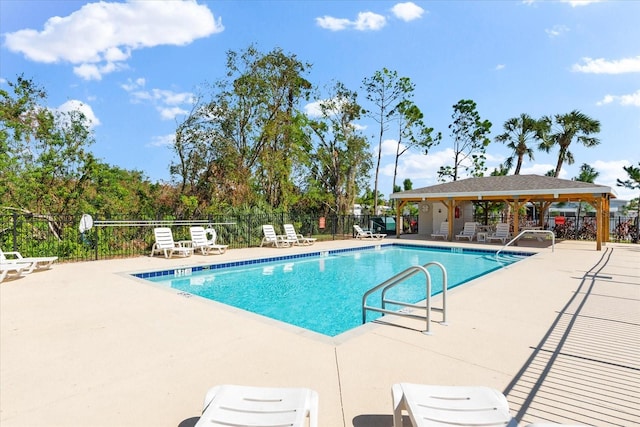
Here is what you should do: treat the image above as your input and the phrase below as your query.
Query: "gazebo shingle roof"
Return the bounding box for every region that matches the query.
[390,174,615,200]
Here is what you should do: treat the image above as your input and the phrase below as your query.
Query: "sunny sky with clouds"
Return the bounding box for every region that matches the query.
[1,0,638,201]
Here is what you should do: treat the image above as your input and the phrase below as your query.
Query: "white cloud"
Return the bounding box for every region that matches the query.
[385,148,454,183]
[316,11,386,31]
[545,24,569,38]
[381,138,400,156]
[495,64,506,71]
[4,1,223,80]
[572,56,640,74]
[147,134,175,148]
[560,0,603,7]
[315,16,351,31]
[56,99,100,128]
[520,163,567,178]
[121,78,193,120]
[304,100,324,117]
[159,106,188,121]
[597,90,640,107]
[591,159,637,200]
[354,12,387,31]
[391,2,424,22]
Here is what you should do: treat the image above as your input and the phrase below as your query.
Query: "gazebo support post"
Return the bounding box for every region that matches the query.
[395,200,408,238]
[447,199,455,241]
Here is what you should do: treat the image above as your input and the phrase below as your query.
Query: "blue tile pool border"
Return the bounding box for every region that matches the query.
[131,243,533,280]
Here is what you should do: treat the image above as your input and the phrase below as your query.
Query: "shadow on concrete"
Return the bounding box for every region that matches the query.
[352,414,396,427]
[177,416,199,427]
[503,246,640,426]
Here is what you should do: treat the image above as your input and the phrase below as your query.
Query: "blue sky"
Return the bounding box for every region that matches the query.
[1,0,639,201]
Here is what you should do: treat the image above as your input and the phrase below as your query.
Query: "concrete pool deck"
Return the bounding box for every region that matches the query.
[1,237,638,427]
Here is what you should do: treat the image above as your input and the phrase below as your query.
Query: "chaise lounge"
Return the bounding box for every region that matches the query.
[1,248,57,273]
[431,222,449,240]
[150,227,193,258]
[353,224,386,240]
[260,225,294,248]
[392,383,517,427]
[488,223,511,244]
[195,384,318,427]
[455,222,477,241]
[0,262,32,283]
[284,223,317,246]
[189,226,228,255]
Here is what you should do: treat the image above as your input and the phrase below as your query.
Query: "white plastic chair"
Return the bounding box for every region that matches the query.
[195,384,318,427]
[455,222,477,241]
[392,383,517,427]
[0,262,32,283]
[283,224,317,246]
[353,224,386,239]
[0,248,57,272]
[488,223,511,244]
[189,226,228,255]
[431,222,449,240]
[260,225,293,247]
[150,227,193,258]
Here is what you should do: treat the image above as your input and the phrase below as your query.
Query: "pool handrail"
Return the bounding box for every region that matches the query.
[496,229,555,257]
[362,261,447,335]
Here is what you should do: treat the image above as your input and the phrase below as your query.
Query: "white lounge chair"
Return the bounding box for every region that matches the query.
[455,222,477,241]
[353,224,386,240]
[0,262,32,283]
[392,383,517,427]
[195,384,318,427]
[525,424,594,427]
[0,248,57,273]
[260,225,294,247]
[150,227,193,258]
[431,222,449,240]
[189,226,228,255]
[488,223,511,244]
[283,224,317,246]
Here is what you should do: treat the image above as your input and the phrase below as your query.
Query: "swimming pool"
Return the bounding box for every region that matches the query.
[136,244,529,337]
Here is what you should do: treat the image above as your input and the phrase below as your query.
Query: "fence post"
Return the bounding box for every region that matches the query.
[95,225,99,261]
[12,212,18,251]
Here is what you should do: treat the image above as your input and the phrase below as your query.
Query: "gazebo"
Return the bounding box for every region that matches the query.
[389,175,616,250]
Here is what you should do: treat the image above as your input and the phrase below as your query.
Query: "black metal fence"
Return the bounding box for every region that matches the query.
[0,212,412,262]
[1,212,635,263]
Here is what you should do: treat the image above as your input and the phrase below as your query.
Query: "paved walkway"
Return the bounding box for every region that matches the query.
[1,238,638,427]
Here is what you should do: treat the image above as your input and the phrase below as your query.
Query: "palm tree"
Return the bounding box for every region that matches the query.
[540,110,600,178]
[573,163,600,222]
[574,163,599,184]
[495,113,548,175]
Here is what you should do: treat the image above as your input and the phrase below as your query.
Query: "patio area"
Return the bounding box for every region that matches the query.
[1,238,638,427]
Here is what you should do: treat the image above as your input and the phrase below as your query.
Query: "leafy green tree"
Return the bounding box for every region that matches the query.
[573,163,599,184]
[495,113,548,175]
[438,99,492,182]
[572,163,600,218]
[1,75,96,217]
[403,178,413,191]
[362,68,415,213]
[617,162,640,191]
[171,45,313,211]
[391,99,440,199]
[307,81,371,215]
[490,164,510,176]
[540,110,600,178]
[617,162,640,242]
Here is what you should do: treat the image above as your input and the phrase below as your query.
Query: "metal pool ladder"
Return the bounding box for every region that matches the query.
[361,262,447,335]
[496,229,555,257]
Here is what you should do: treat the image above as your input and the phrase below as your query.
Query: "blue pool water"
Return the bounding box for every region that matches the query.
[138,244,528,336]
